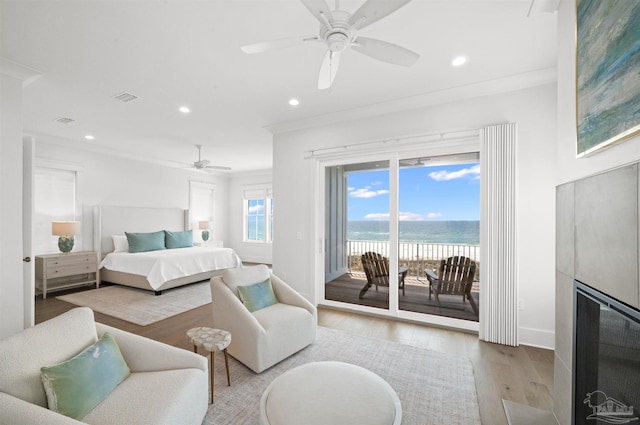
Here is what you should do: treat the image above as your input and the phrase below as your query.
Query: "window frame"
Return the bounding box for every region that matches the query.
[243,185,273,244]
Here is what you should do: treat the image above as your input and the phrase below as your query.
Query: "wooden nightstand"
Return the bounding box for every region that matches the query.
[35,251,99,299]
[194,241,224,248]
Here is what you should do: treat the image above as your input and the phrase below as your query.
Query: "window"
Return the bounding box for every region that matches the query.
[243,185,273,243]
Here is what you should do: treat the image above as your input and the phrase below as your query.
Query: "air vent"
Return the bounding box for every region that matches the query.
[56,117,75,124]
[112,92,139,103]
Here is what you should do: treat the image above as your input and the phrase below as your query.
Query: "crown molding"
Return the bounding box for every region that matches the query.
[266,67,557,135]
[0,57,43,87]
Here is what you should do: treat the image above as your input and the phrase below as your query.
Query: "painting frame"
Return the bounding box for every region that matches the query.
[576,0,640,157]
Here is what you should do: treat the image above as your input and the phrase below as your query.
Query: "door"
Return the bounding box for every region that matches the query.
[23,137,35,327]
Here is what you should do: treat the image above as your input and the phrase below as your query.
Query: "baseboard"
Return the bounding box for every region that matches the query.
[519,326,555,350]
[239,256,272,265]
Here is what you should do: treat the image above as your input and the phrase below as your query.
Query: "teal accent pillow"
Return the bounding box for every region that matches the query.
[125,231,166,253]
[40,332,130,420]
[165,230,193,249]
[237,278,278,312]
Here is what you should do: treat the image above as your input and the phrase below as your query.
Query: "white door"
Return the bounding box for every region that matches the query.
[22,136,35,327]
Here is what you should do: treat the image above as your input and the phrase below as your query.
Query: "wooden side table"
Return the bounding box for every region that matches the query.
[35,251,99,299]
[186,327,231,404]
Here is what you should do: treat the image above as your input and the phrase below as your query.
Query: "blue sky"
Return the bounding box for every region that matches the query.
[347,163,480,221]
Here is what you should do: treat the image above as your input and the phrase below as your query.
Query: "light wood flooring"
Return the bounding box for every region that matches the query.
[36,291,554,425]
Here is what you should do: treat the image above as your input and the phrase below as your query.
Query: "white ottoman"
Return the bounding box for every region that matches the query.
[260,361,402,425]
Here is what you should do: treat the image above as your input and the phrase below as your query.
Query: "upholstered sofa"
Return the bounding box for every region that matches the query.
[0,307,208,425]
[210,265,317,373]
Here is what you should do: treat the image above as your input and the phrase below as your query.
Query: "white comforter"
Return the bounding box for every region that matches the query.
[100,247,242,290]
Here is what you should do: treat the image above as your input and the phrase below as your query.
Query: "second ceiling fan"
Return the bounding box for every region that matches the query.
[241,0,420,90]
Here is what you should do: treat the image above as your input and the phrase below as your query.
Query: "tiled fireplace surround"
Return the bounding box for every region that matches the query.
[555,163,640,424]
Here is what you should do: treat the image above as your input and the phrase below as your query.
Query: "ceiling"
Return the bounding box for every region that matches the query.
[0,0,557,173]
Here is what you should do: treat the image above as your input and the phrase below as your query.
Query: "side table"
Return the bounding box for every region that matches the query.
[186,327,231,404]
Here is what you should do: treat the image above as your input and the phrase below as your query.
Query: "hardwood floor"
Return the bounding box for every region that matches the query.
[36,290,554,425]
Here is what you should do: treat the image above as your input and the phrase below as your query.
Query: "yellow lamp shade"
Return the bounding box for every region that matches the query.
[52,221,81,236]
[198,221,210,230]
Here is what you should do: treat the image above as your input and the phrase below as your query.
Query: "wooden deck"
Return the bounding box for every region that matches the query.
[325,272,480,322]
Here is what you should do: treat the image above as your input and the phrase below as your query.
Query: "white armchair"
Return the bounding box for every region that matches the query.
[210,265,317,373]
[0,307,208,425]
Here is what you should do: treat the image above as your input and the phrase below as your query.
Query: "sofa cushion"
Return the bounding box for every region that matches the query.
[41,332,130,420]
[0,307,98,408]
[222,264,270,297]
[81,369,208,425]
[237,278,278,312]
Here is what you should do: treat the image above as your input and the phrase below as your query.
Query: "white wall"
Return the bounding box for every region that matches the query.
[0,73,26,338]
[227,171,273,264]
[34,140,229,252]
[272,83,558,348]
[556,1,640,183]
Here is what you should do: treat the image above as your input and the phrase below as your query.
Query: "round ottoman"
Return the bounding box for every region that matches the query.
[260,361,401,425]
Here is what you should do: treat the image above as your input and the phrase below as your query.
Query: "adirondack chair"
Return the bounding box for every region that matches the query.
[359,252,407,299]
[424,256,478,316]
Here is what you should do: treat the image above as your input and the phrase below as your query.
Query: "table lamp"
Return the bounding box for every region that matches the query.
[199,221,210,241]
[52,221,80,253]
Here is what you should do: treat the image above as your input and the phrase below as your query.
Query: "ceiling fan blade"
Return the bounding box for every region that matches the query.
[318,50,341,90]
[352,37,419,66]
[300,0,335,26]
[349,0,412,30]
[241,36,320,54]
[205,165,232,171]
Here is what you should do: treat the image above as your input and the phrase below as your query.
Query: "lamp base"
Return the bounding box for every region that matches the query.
[58,236,75,253]
[201,230,210,241]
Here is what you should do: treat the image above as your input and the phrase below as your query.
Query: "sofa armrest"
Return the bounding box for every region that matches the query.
[94,323,207,374]
[0,392,85,425]
[210,277,266,339]
[270,274,317,319]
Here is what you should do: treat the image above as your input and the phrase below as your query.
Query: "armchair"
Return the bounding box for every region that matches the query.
[210,265,317,373]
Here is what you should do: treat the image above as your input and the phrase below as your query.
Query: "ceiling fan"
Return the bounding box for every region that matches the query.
[240,0,419,90]
[187,145,231,172]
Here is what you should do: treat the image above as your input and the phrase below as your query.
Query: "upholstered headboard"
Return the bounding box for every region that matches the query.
[94,206,188,258]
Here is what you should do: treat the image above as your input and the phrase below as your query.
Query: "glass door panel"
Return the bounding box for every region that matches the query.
[397,153,480,321]
[324,160,390,311]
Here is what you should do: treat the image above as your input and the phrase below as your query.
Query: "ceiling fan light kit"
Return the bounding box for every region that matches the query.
[240,0,420,90]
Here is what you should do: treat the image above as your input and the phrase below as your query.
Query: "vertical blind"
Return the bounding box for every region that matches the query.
[480,123,518,346]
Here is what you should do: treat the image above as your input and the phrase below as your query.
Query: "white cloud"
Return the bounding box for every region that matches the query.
[399,212,423,221]
[364,213,389,220]
[429,164,480,181]
[347,186,355,191]
[248,205,264,213]
[427,212,443,219]
[349,186,390,198]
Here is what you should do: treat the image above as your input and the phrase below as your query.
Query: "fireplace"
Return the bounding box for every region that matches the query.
[573,280,640,424]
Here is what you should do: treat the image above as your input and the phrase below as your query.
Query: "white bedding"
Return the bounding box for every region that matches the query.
[100,247,242,290]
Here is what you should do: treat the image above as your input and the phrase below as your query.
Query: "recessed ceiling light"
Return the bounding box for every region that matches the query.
[288,98,300,106]
[84,135,95,140]
[452,56,467,67]
[179,106,191,114]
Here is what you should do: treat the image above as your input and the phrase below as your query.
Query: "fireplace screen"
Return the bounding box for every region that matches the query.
[574,281,640,425]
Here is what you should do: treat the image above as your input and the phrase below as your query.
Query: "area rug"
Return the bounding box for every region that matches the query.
[203,327,481,425]
[56,282,211,326]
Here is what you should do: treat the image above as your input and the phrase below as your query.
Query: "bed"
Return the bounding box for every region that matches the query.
[95,206,242,294]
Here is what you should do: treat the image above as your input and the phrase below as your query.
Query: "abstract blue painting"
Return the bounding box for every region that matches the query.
[577,0,640,157]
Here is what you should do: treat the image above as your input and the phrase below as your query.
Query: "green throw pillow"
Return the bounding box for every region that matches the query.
[164,230,193,249]
[41,332,130,420]
[237,278,278,312]
[125,230,166,253]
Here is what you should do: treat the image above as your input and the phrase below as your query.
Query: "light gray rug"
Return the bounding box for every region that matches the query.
[57,282,211,326]
[204,327,481,425]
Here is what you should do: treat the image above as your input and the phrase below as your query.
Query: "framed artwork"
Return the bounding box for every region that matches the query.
[576,0,640,157]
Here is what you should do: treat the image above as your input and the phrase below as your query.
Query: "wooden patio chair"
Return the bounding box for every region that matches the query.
[359,252,407,299]
[424,256,478,316]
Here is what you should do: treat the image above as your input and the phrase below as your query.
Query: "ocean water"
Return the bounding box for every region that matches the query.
[348,220,479,245]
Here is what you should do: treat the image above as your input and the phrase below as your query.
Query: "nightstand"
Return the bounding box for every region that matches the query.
[35,251,99,299]
[194,241,224,248]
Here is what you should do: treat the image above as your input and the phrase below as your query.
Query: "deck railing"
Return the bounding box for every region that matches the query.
[347,240,480,281]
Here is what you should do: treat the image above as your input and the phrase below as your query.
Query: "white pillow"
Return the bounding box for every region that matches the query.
[112,235,129,252]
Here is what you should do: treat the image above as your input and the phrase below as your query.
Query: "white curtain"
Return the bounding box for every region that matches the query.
[480,123,518,346]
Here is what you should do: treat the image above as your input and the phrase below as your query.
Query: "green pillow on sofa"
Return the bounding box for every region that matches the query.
[237,278,278,312]
[40,332,130,420]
